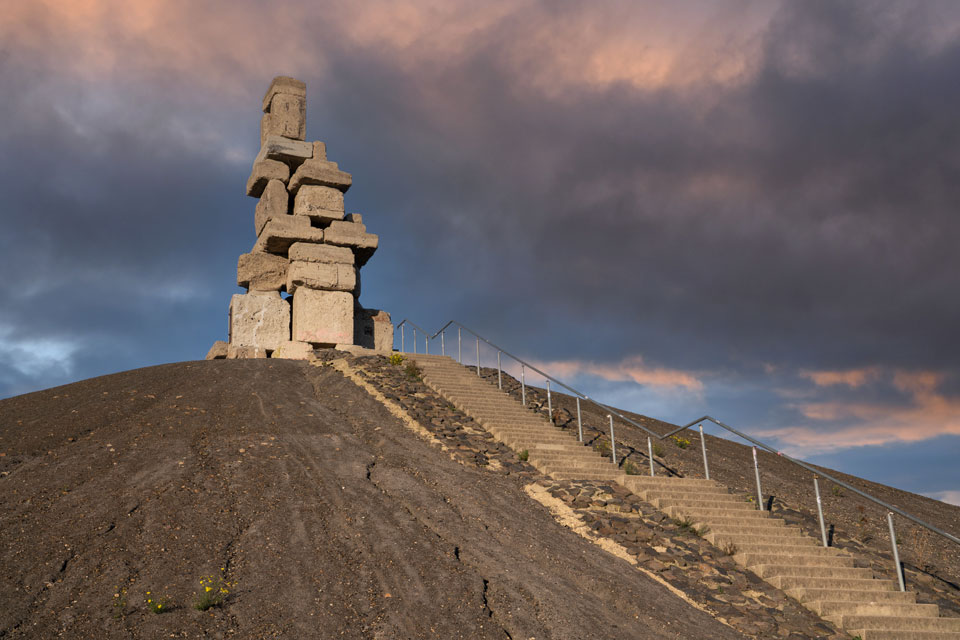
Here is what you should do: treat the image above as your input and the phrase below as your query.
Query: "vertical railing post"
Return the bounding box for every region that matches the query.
[521,365,526,406]
[752,446,764,511]
[547,380,552,423]
[497,351,502,389]
[401,325,405,353]
[576,397,583,442]
[608,415,616,465]
[413,329,417,354]
[475,337,480,376]
[647,437,655,476]
[425,335,429,355]
[888,512,906,592]
[457,327,461,363]
[814,476,828,547]
[441,331,445,356]
[699,423,710,480]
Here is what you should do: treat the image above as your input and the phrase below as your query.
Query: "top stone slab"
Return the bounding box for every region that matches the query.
[262,76,307,113]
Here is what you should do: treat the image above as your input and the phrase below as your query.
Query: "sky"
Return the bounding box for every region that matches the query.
[1,0,958,505]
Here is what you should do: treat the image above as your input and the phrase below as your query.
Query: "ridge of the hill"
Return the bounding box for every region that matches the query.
[2,353,958,638]
[1,358,745,639]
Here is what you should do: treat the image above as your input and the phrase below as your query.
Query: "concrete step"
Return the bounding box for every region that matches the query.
[812,601,939,618]
[736,553,855,568]
[837,615,960,633]
[705,525,805,538]
[649,496,755,510]
[675,511,787,525]
[786,588,915,605]
[622,478,719,491]
[638,488,734,500]
[735,543,845,556]
[768,576,896,592]
[550,471,627,482]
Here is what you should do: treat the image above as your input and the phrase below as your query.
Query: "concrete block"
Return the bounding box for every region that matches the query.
[271,340,315,360]
[246,158,290,197]
[288,242,354,265]
[323,220,379,266]
[262,76,306,112]
[228,291,290,352]
[237,251,288,291]
[288,159,352,195]
[287,261,356,294]
[292,289,354,346]
[253,217,324,255]
[260,93,306,142]
[227,344,268,359]
[355,307,393,351]
[254,179,290,236]
[205,340,228,360]
[258,135,313,167]
[293,185,345,223]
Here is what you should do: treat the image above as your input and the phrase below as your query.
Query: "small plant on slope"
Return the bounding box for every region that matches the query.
[145,591,167,614]
[652,442,665,458]
[388,353,405,366]
[623,461,638,476]
[672,436,691,449]
[518,450,529,462]
[112,586,127,620]
[194,573,234,611]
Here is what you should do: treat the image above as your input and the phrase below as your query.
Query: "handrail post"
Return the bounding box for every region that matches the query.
[475,337,480,376]
[441,331,445,356]
[752,446,764,511]
[699,423,710,480]
[521,365,526,405]
[888,512,906,591]
[497,351,502,389]
[425,335,428,355]
[401,325,405,353]
[647,437,654,476]
[457,327,461,363]
[413,328,417,354]
[814,476,828,547]
[608,415,616,465]
[576,397,583,442]
[547,380,552,423]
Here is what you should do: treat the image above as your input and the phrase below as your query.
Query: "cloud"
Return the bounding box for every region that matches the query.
[926,490,960,507]
[800,367,882,388]
[528,355,703,392]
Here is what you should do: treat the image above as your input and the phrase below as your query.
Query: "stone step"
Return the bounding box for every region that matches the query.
[709,533,817,548]
[653,498,757,511]
[787,588,916,605]
[705,525,805,538]
[671,508,786,523]
[622,477,719,490]
[550,471,627,482]
[736,553,855,568]
[638,488,734,500]
[767,576,896,592]
[812,601,939,618]
[837,615,960,633]
[687,516,788,530]
[736,543,844,556]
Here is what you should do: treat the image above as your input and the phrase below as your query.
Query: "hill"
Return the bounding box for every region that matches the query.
[0,359,748,639]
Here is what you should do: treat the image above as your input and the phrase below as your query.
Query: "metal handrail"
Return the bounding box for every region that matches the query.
[394,319,960,560]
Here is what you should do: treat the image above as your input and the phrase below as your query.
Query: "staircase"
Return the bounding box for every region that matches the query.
[410,353,960,640]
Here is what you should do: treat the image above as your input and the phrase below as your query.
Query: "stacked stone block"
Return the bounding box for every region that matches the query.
[207,76,393,360]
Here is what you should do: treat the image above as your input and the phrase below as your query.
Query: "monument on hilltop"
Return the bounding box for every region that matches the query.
[207,76,393,360]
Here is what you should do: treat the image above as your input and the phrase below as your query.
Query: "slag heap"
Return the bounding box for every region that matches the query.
[207,76,393,360]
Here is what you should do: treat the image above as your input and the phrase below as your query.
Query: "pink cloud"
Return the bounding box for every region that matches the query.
[799,366,882,388]
[528,355,703,392]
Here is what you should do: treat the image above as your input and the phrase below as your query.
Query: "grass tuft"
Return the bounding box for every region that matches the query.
[518,449,529,462]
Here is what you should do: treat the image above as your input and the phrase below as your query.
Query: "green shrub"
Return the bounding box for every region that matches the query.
[388,353,405,366]
[518,450,529,462]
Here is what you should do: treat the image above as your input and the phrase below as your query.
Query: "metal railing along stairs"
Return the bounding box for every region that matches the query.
[395,319,960,593]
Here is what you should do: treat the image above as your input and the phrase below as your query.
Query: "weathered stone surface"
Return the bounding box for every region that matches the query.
[237,251,289,291]
[288,242,354,265]
[253,217,324,255]
[228,291,290,352]
[257,135,313,167]
[355,307,393,351]
[271,340,315,360]
[227,344,268,359]
[286,261,356,294]
[292,289,354,346]
[312,141,327,161]
[323,220,379,265]
[205,340,228,360]
[260,93,306,143]
[345,213,363,223]
[288,159,352,195]
[254,179,290,236]
[246,158,290,197]
[262,76,307,112]
[293,185,344,223]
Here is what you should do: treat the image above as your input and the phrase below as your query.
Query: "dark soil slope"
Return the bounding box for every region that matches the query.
[0,360,746,639]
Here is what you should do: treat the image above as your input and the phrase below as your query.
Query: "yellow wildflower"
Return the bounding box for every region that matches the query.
[205,586,212,592]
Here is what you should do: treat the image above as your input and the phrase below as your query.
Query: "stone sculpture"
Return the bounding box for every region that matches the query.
[207,76,393,360]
